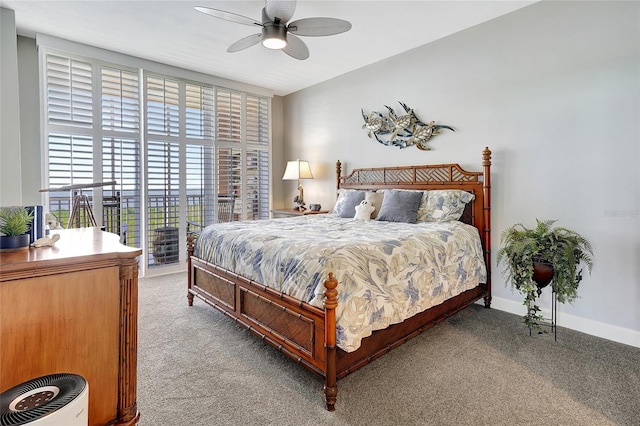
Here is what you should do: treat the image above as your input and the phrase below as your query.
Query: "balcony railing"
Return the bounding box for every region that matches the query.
[48,192,234,267]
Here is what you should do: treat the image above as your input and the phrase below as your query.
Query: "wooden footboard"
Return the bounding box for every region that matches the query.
[187,239,332,377]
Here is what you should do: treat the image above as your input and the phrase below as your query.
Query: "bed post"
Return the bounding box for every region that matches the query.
[482,147,492,308]
[323,272,339,411]
[336,160,342,192]
[187,234,195,306]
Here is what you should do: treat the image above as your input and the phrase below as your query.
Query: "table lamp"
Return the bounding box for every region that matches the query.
[282,159,313,209]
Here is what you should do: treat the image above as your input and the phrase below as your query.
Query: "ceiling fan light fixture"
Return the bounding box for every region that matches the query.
[262,25,287,49]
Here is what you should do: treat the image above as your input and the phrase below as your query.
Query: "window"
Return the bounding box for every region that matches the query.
[101,67,141,248]
[44,54,142,245]
[41,49,271,275]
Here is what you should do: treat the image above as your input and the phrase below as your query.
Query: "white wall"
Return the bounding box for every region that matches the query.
[17,36,41,205]
[0,8,23,206]
[271,95,286,209]
[283,1,640,347]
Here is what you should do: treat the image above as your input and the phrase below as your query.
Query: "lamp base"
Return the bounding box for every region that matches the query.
[293,185,306,210]
[292,198,306,210]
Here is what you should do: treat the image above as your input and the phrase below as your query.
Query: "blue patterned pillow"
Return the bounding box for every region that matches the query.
[333,190,366,218]
[421,190,475,222]
[375,189,423,223]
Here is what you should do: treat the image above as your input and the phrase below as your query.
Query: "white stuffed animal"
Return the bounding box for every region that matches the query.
[354,199,375,221]
[45,212,64,230]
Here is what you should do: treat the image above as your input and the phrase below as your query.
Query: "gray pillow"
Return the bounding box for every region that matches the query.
[375,189,423,223]
[336,190,365,218]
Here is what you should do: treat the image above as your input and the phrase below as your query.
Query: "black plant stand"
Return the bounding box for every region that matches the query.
[530,289,557,341]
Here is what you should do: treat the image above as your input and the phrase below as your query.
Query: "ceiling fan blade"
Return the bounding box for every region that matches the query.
[282,34,309,60]
[288,17,352,37]
[227,33,264,52]
[265,0,297,24]
[194,6,263,27]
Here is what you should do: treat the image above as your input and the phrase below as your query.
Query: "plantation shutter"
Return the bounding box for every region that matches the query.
[216,89,242,143]
[102,138,140,246]
[246,149,269,220]
[186,83,214,139]
[101,67,140,132]
[245,95,269,219]
[46,54,93,128]
[147,141,180,266]
[246,96,269,146]
[44,53,94,225]
[147,76,179,136]
[216,147,242,221]
[185,83,215,228]
[145,75,181,267]
[46,134,93,226]
[101,66,141,246]
[186,144,215,227]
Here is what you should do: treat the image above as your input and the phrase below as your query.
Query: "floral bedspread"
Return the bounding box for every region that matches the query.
[195,215,487,352]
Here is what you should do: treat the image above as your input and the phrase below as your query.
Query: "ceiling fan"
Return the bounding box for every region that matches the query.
[195,0,352,60]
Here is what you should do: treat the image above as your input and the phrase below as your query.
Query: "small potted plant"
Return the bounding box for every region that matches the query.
[497,219,594,330]
[0,206,34,250]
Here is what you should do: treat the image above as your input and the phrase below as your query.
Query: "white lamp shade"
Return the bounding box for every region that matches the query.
[282,160,313,180]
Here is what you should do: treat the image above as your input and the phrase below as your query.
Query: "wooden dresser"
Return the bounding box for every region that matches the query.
[0,228,142,426]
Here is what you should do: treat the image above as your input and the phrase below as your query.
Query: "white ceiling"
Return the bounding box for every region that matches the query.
[2,1,536,96]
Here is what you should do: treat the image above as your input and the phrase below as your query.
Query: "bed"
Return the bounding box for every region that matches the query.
[187,147,492,410]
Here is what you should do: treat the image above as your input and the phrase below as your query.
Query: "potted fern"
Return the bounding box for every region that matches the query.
[0,206,34,250]
[497,219,594,330]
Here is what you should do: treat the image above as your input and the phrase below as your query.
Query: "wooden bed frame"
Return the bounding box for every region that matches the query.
[187,147,492,410]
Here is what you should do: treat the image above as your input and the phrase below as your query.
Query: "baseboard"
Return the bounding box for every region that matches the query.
[483,296,640,349]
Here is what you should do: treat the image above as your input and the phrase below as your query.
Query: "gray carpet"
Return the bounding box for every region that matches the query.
[137,272,639,425]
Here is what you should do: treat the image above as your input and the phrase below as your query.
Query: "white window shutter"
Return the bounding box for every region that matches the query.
[101,66,141,245]
[186,83,214,140]
[102,67,140,132]
[147,76,179,136]
[186,143,216,227]
[216,89,242,143]
[102,137,140,246]
[46,54,93,128]
[46,133,94,226]
[246,149,269,220]
[147,140,181,266]
[246,95,269,146]
[216,147,242,221]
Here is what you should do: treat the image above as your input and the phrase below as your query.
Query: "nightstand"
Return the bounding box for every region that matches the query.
[271,208,329,218]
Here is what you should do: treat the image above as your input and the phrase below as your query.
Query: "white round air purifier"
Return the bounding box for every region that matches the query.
[0,373,88,426]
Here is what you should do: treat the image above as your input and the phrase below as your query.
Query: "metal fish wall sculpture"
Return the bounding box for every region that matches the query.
[361,102,454,150]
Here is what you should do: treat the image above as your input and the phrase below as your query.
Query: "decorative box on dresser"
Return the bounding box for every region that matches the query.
[0,228,142,426]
